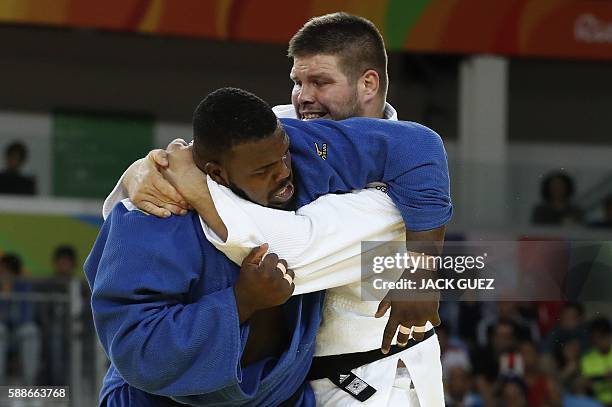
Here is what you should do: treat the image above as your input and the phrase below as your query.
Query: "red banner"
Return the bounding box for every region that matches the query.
[1,0,611,60]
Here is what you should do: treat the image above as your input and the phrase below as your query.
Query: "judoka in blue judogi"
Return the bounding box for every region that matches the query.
[85,88,451,406]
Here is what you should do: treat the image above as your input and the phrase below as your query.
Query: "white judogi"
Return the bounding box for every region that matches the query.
[201,177,443,406]
[102,102,444,406]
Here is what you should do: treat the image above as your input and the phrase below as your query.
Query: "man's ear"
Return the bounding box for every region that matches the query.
[360,69,380,100]
[204,162,229,187]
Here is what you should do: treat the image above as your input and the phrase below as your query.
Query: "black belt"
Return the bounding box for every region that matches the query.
[306,328,435,402]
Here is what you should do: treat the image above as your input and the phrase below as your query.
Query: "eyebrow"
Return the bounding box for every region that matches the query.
[290,72,333,81]
[253,161,277,172]
[308,73,332,80]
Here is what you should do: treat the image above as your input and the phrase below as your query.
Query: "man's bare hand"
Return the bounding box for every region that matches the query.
[374,227,446,353]
[123,142,188,218]
[162,142,207,201]
[234,244,295,323]
[375,293,441,354]
[162,141,229,240]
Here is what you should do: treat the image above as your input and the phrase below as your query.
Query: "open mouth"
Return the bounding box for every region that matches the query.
[300,112,328,120]
[271,182,294,203]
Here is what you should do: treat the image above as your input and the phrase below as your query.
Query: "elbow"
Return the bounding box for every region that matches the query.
[108,338,173,394]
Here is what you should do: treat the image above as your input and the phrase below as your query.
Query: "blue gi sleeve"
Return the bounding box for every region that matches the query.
[86,206,248,397]
[282,117,452,231]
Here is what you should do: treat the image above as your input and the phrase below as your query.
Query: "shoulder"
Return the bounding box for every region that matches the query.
[343,118,445,148]
[106,200,201,248]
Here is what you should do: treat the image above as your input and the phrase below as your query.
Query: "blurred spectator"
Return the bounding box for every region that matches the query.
[537,301,564,338]
[0,253,41,384]
[520,340,553,406]
[457,301,483,347]
[39,245,78,385]
[543,303,589,364]
[52,245,77,280]
[532,171,583,225]
[0,142,36,195]
[499,376,529,407]
[591,194,612,228]
[581,317,612,406]
[444,366,484,407]
[438,324,472,378]
[477,302,540,347]
[557,338,585,393]
[473,320,520,386]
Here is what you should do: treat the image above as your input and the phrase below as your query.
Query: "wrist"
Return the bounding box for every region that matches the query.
[122,159,141,191]
[234,285,256,324]
[192,188,228,242]
[124,158,151,198]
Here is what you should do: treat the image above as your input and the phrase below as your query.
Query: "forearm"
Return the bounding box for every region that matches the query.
[203,179,405,291]
[102,161,138,219]
[188,183,228,242]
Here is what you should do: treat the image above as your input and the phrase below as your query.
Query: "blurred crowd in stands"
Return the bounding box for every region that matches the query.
[439,301,611,406]
[0,246,93,387]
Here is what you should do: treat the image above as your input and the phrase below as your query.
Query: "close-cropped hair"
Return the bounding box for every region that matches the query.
[288,12,388,97]
[192,87,278,163]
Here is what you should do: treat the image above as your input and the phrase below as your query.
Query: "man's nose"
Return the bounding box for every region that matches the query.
[274,158,290,182]
[297,84,314,105]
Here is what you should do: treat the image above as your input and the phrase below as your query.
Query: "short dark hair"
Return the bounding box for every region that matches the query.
[5,141,27,162]
[288,12,388,98]
[53,245,76,261]
[541,171,575,201]
[563,302,585,317]
[192,87,278,164]
[496,319,517,334]
[0,253,23,275]
[590,317,611,336]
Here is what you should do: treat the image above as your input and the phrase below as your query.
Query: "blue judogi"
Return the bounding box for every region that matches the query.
[85,118,452,406]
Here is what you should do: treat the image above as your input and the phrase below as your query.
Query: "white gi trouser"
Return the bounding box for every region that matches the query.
[311,334,442,406]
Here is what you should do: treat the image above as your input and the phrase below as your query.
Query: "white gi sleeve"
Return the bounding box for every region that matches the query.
[201,176,405,294]
[102,170,129,220]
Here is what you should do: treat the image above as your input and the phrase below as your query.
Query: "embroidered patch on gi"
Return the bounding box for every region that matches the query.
[332,372,377,401]
[315,142,327,160]
[345,377,368,395]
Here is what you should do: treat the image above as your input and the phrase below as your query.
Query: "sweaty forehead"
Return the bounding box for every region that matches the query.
[291,54,346,79]
[227,127,289,170]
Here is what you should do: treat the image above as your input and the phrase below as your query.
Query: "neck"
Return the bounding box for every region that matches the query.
[362,99,386,119]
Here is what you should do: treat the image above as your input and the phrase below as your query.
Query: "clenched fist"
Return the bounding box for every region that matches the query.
[234,244,295,323]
